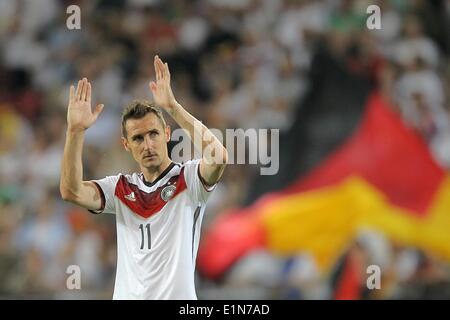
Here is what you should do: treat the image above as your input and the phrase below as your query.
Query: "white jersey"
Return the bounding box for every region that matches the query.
[90,159,216,300]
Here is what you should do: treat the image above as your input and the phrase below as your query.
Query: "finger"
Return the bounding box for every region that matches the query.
[86,82,92,103]
[81,78,88,101]
[154,56,161,81]
[164,63,170,81]
[157,56,164,80]
[79,79,85,101]
[76,80,83,101]
[69,85,75,103]
[149,81,157,93]
[161,61,167,80]
[93,104,105,119]
[157,58,165,80]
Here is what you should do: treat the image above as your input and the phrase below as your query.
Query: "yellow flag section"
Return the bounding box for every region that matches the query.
[261,175,450,272]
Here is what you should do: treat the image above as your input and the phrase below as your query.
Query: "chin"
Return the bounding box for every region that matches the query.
[142,158,160,168]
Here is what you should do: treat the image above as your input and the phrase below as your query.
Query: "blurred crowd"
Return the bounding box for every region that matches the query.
[0,0,449,299]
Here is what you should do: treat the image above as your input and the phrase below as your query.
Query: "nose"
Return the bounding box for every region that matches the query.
[143,135,153,151]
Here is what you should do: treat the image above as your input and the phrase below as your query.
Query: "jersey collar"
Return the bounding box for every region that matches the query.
[141,162,176,187]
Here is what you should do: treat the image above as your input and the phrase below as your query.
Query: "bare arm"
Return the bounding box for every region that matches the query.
[149,56,228,186]
[60,78,105,210]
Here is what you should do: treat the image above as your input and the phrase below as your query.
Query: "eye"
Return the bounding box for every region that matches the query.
[133,135,144,142]
[150,131,159,137]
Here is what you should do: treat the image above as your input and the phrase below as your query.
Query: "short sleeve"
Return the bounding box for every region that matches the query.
[183,159,217,205]
[89,174,121,214]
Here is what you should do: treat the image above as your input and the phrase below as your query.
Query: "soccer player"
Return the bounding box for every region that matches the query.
[60,55,228,299]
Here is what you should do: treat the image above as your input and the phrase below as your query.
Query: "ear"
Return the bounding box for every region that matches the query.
[165,125,171,143]
[121,137,130,152]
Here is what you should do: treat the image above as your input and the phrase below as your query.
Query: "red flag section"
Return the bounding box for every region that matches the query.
[198,209,265,278]
[285,93,444,215]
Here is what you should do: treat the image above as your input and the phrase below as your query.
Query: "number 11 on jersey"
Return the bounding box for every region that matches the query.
[139,223,151,250]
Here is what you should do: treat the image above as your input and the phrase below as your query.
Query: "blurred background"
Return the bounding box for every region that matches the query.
[0,0,449,299]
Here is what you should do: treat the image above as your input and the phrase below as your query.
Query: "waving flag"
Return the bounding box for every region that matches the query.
[198,92,450,279]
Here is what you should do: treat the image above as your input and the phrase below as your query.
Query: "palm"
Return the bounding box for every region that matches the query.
[152,81,172,108]
[149,56,176,110]
[67,78,104,131]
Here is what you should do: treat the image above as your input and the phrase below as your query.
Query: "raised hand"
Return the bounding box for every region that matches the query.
[67,78,104,132]
[149,55,177,112]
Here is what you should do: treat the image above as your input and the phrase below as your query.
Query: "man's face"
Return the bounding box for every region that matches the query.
[122,113,170,170]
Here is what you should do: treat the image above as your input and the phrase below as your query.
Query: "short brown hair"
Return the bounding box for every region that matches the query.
[121,100,166,137]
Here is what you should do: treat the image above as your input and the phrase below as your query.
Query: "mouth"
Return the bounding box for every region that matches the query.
[143,154,157,160]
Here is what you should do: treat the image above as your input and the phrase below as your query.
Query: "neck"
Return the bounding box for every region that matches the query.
[141,158,173,184]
